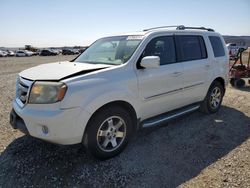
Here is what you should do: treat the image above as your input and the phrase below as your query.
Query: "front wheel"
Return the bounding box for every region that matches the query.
[200,81,225,114]
[83,106,133,160]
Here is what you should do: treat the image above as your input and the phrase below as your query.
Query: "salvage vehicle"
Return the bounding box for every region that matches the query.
[40,49,57,56]
[15,50,27,57]
[0,50,8,57]
[62,49,79,55]
[16,50,33,57]
[7,50,15,56]
[10,26,229,159]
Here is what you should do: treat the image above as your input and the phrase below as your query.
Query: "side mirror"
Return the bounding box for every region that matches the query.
[140,56,160,68]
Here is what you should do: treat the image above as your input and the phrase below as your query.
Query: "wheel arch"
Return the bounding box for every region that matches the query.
[83,100,138,141]
[203,76,226,101]
[95,100,137,125]
[213,77,225,90]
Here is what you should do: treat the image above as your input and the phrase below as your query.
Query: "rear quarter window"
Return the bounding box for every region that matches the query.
[209,36,225,57]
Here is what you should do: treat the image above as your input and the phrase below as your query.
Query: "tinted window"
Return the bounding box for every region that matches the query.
[142,36,176,65]
[199,36,207,58]
[175,35,207,61]
[209,36,225,57]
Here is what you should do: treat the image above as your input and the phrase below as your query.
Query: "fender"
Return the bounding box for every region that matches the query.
[82,89,140,118]
[61,66,140,117]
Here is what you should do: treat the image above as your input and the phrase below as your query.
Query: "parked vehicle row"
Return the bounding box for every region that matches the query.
[0,48,85,57]
[0,50,15,57]
[0,50,38,57]
[39,49,80,56]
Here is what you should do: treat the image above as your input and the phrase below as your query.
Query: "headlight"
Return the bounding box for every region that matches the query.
[29,81,67,104]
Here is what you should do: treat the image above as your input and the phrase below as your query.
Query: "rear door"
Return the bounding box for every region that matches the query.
[175,35,210,105]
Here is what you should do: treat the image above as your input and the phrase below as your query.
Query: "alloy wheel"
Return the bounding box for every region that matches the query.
[210,87,222,109]
[96,116,126,152]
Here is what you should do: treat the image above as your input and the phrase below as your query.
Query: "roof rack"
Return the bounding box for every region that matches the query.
[177,26,214,32]
[143,25,214,32]
[143,25,183,31]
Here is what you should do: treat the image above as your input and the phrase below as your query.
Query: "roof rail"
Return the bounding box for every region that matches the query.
[143,25,214,32]
[177,26,214,32]
[143,25,184,31]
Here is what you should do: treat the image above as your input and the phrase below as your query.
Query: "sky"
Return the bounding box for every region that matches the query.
[0,0,250,47]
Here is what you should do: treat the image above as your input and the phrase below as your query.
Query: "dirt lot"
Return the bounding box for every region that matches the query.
[0,56,249,188]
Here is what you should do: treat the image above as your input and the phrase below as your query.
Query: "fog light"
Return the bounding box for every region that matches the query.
[42,125,49,134]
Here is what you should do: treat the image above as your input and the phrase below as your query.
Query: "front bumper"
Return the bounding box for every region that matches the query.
[10,109,29,135]
[11,99,91,145]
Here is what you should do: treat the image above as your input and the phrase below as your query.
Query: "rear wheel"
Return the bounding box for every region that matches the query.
[83,106,133,160]
[230,78,235,87]
[200,81,225,114]
[234,78,245,88]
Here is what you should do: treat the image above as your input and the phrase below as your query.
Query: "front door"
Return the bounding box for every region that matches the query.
[136,36,185,120]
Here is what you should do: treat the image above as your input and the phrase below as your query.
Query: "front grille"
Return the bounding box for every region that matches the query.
[16,77,33,107]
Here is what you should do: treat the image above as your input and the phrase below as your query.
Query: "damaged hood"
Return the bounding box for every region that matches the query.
[20,61,112,81]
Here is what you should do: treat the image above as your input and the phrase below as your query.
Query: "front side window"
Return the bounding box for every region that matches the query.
[209,36,225,57]
[141,36,176,65]
[175,35,207,62]
[75,36,142,65]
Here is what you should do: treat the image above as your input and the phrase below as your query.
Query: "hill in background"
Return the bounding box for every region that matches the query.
[223,36,250,47]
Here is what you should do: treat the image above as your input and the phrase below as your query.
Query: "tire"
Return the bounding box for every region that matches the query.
[234,79,245,88]
[230,78,235,87]
[83,106,133,160]
[200,81,225,114]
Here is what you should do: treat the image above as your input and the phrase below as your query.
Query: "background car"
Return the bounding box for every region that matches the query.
[50,49,61,55]
[16,50,27,57]
[39,49,57,56]
[79,47,88,53]
[62,49,79,55]
[0,50,8,57]
[25,50,34,56]
[31,51,39,56]
[7,50,15,56]
[16,50,32,57]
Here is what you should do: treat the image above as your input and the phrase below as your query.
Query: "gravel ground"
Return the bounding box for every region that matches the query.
[0,56,249,188]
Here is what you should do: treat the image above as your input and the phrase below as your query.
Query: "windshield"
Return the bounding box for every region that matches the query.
[74,36,143,65]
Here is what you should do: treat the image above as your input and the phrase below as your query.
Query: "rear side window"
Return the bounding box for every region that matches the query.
[142,36,176,65]
[175,35,207,62]
[209,36,225,57]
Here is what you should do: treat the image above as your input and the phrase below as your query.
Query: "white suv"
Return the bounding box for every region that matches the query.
[10,26,229,159]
